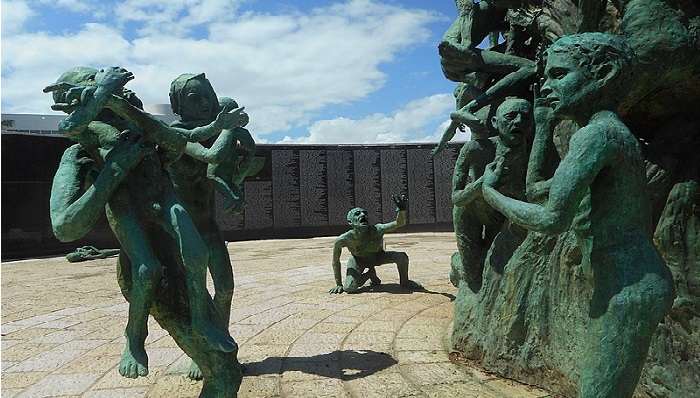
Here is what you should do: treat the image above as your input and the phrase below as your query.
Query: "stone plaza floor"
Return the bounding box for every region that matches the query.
[1,232,551,398]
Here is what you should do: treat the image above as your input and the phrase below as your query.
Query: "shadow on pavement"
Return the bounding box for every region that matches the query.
[357,283,456,301]
[242,350,397,380]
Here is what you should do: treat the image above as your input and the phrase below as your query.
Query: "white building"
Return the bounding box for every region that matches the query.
[1,104,177,135]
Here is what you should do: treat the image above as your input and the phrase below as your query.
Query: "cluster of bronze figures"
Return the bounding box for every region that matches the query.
[48,0,699,397]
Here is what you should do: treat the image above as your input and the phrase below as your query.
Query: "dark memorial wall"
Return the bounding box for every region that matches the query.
[2,133,460,259]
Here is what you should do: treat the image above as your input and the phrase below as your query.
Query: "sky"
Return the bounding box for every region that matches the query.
[1,0,470,144]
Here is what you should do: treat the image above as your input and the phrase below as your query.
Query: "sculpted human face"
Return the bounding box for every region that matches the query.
[180,78,218,121]
[541,51,596,120]
[347,208,369,228]
[493,99,533,147]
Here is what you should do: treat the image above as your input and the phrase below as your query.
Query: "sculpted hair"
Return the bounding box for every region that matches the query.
[51,67,98,104]
[169,73,218,119]
[548,33,638,101]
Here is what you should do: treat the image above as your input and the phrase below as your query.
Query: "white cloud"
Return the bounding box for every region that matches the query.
[113,0,247,36]
[279,93,460,144]
[38,0,95,13]
[1,0,447,143]
[1,0,36,35]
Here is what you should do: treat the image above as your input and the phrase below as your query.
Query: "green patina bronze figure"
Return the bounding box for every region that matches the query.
[329,195,422,294]
[46,66,246,397]
[66,246,120,262]
[169,74,255,214]
[444,0,699,395]
[450,97,532,292]
[430,72,491,160]
[167,72,255,380]
[433,0,579,156]
[481,33,675,398]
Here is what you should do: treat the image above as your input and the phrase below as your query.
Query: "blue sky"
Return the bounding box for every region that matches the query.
[1,0,471,144]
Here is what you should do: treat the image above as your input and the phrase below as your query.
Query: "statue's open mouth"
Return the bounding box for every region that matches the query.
[359,215,368,225]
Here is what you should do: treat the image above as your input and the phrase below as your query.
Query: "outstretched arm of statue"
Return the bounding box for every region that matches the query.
[185,107,249,141]
[183,129,235,164]
[376,195,408,234]
[483,123,610,235]
[50,133,154,242]
[45,67,133,139]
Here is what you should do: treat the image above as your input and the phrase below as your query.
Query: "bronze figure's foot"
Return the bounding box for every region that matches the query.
[119,340,148,378]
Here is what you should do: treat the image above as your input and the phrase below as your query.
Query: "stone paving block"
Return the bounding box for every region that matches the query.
[460,364,499,383]
[49,307,93,317]
[34,319,83,329]
[308,322,355,334]
[83,343,123,357]
[1,344,60,363]
[231,323,268,341]
[56,354,120,374]
[6,315,65,328]
[2,361,17,371]
[55,340,107,352]
[281,359,341,382]
[281,378,349,398]
[421,382,502,398]
[242,357,284,377]
[8,349,86,372]
[396,323,446,339]
[81,387,149,398]
[292,309,337,320]
[1,340,23,350]
[394,349,450,365]
[145,347,185,367]
[294,332,346,346]
[28,330,90,344]
[2,388,23,398]
[0,371,49,389]
[273,317,322,330]
[238,375,280,398]
[287,343,342,360]
[394,337,445,352]
[322,314,363,324]
[78,319,126,336]
[89,368,161,390]
[147,334,178,349]
[401,362,470,386]
[1,324,29,335]
[339,350,399,378]
[98,303,129,313]
[418,303,454,318]
[353,320,403,332]
[238,344,289,362]
[246,326,305,346]
[15,373,100,398]
[110,336,127,344]
[344,330,394,345]
[147,373,202,398]
[344,370,423,398]
[2,328,53,341]
[484,378,551,397]
[239,310,293,326]
[368,308,415,322]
